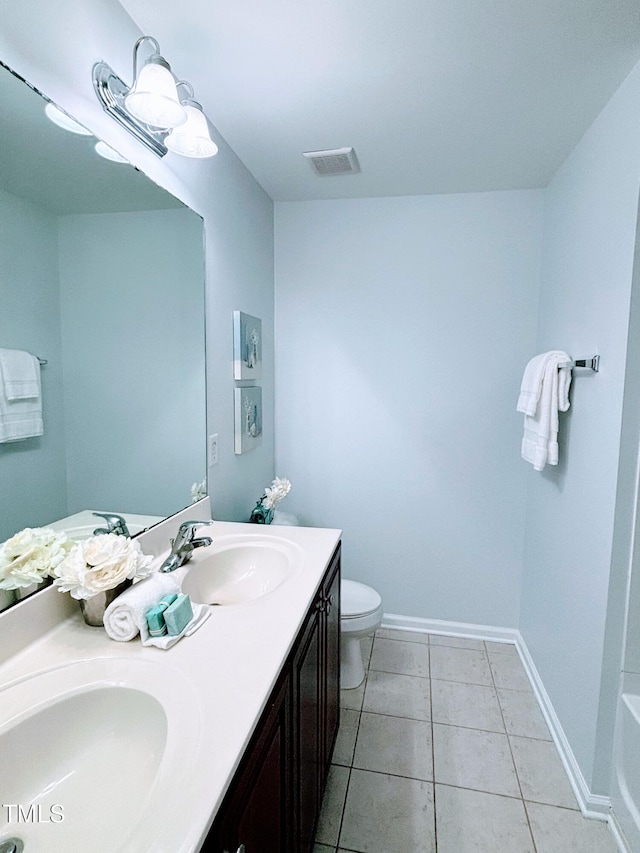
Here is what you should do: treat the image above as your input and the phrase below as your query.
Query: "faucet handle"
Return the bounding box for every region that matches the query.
[176,519,213,542]
[178,519,213,532]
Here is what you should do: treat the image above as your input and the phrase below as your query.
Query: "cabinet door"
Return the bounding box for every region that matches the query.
[322,549,341,777]
[292,603,322,853]
[212,675,291,853]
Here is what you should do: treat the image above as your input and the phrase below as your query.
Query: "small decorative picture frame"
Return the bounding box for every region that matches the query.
[233,311,262,380]
[234,386,263,454]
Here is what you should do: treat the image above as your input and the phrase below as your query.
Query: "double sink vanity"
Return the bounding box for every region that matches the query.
[0,506,342,853]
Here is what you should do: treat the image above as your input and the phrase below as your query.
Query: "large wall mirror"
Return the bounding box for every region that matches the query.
[0,61,207,610]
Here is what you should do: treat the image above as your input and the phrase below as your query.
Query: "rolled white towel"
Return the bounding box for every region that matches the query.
[103,573,180,642]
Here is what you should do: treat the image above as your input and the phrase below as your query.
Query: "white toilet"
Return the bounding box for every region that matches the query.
[341,579,383,689]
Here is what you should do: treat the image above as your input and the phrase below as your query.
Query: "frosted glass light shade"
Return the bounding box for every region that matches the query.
[165,104,218,158]
[124,62,186,128]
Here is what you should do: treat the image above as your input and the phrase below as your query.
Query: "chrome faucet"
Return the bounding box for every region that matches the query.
[92,512,131,537]
[159,520,213,573]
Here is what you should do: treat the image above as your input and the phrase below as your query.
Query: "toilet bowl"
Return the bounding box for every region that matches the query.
[341,579,383,689]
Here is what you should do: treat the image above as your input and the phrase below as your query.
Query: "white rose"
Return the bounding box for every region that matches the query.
[53,533,154,600]
[0,527,73,590]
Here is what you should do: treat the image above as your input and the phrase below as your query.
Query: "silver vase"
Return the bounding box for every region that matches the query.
[79,579,132,627]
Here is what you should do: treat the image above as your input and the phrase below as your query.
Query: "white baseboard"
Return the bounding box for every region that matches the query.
[380,613,624,845]
[381,612,520,644]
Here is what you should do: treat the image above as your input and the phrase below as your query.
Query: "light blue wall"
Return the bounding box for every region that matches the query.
[58,208,206,516]
[275,190,543,627]
[0,0,275,526]
[0,188,67,539]
[520,61,640,793]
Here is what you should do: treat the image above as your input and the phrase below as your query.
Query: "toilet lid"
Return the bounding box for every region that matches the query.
[341,579,382,618]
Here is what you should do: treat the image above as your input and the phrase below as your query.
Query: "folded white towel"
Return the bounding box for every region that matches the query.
[0,352,43,443]
[0,348,40,400]
[103,573,180,641]
[103,572,211,648]
[517,351,571,471]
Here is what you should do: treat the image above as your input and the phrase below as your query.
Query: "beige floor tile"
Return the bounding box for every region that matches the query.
[333,708,360,766]
[510,736,578,809]
[485,640,520,657]
[370,637,429,677]
[433,723,520,797]
[498,687,551,740]
[376,626,430,644]
[340,769,435,853]
[435,784,535,853]
[363,669,431,720]
[315,764,350,847]
[430,645,493,686]
[526,801,619,853]
[341,677,366,710]
[353,711,433,780]
[431,679,505,733]
[429,634,485,650]
[489,653,532,691]
[314,846,335,853]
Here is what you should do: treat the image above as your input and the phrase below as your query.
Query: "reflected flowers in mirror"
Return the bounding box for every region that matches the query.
[0,527,74,591]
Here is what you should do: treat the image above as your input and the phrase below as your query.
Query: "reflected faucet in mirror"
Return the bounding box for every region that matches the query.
[92,512,131,537]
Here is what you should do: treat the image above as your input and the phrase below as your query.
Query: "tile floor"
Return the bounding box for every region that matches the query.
[313,628,620,853]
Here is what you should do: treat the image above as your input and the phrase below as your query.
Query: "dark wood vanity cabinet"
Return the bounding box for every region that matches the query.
[206,543,341,853]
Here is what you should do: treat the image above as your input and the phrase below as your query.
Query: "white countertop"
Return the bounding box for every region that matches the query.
[0,518,341,852]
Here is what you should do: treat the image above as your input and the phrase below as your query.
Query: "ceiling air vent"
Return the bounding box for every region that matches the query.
[303,146,360,176]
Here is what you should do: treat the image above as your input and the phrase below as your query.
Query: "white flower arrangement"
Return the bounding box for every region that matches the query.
[0,527,74,591]
[191,479,207,503]
[53,533,154,600]
[262,477,292,510]
[250,477,292,524]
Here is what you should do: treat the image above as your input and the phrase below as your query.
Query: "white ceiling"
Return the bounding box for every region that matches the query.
[120,0,640,201]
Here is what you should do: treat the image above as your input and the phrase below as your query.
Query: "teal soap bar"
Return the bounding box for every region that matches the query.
[160,593,178,607]
[164,593,193,636]
[145,602,169,637]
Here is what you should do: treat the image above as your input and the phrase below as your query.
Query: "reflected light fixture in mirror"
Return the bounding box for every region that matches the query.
[44,103,92,136]
[94,140,128,163]
[93,36,218,159]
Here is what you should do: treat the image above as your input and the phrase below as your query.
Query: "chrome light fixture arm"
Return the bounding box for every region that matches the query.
[92,60,168,157]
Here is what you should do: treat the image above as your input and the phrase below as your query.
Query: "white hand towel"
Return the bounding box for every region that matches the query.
[517,351,571,471]
[102,571,211,648]
[0,355,43,443]
[0,348,40,400]
[103,572,180,641]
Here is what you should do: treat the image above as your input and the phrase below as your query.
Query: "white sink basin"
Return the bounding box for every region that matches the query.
[0,658,202,852]
[182,534,302,605]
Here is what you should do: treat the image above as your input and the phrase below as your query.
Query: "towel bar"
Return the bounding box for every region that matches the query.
[558,355,599,372]
[36,356,47,366]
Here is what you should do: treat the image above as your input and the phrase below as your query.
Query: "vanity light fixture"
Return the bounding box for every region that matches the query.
[165,83,219,158]
[93,36,217,159]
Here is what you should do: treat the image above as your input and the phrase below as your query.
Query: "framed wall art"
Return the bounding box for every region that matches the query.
[234,386,263,454]
[233,310,262,380]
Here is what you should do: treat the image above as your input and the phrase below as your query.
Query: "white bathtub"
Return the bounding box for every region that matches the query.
[612,691,640,851]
